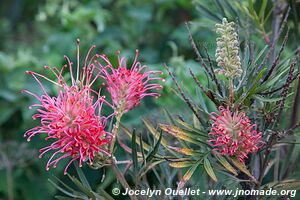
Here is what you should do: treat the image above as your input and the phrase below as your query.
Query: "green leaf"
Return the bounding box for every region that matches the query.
[214,155,238,176]
[169,161,195,168]
[145,130,162,163]
[97,188,114,200]
[142,118,170,149]
[131,129,139,174]
[257,63,290,92]
[67,175,95,199]
[139,132,146,166]
[75,164,91,190]
[254,95,283,103]
[48,179,81,199]
[159,123,208,146]
[231,158,256,182]
[254,45,268,65]
[168,146,202,156]
[259,0,268,19]
[55,196,77,200]
[176,119,207,136]
[195,3,221,21]
[162,108,176,125]
[177,160,201,190]
[204,157,218,182]
[121,124,150,151]
[140,160,165,178]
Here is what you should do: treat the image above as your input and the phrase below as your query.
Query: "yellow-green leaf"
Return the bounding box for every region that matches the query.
[169,161,194,168]
[215,155,238,176]
[159,123,208,146]
[231,157,257,182]
[204,157,218,182]
[142,118,170,148]
[177,160,201,190]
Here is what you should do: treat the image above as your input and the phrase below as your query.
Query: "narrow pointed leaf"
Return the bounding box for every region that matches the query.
[214,155,238,176]
[177,160,201,190]
[169,161,194,168]
[231,158,256,182]
[204,157,218,182]
[121,124,150,151]
[131,129,139,174]
[142,118,170,148]
[146,130,162,163]
[75,164,91,190]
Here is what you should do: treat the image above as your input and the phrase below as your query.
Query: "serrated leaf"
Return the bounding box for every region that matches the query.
[204,157,218,182]
[177,160,201,190]
[214,155,238,176]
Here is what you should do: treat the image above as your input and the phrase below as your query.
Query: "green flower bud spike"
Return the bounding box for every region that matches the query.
[215,18,242,78]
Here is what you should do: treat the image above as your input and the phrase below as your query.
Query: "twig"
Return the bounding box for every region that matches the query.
[189,68,219,106]
[110,158,137,200]
[165,65,202,122]
[262,28,290,83]
[202,45,222,93]
[265,60,297,128]
[255,7,290,76]
[258,73,300,95]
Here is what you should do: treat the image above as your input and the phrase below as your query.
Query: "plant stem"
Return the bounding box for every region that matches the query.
[229,78,234,105]
[110,113,122,154]
[110,158,137,200]
[108,111,137,200]
[7,163,14,200]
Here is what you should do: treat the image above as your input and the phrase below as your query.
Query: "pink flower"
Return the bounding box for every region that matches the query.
[98,50,164,114]
[208,107,264,163]
[23,44,112,174]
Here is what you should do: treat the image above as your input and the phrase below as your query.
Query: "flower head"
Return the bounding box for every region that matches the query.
[215,18,242,78]
[208,107,264,163]
[99,50,164,114]
[23,42,112,174]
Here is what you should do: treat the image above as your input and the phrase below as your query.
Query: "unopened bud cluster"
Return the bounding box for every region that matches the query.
[215,18,242,78]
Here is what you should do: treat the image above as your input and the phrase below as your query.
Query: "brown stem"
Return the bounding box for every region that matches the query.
[111,158,137,200]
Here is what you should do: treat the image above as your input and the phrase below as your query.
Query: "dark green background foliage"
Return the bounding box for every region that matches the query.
[0,0,299,200]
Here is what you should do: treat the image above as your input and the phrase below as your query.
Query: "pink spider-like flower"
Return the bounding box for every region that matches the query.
[98,50,164,114]
[208,107,264,163]
[22,44,112,174]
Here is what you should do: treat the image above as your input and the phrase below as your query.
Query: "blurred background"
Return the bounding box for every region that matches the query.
[0,0,299,199]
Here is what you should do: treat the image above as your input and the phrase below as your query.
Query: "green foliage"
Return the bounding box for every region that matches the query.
[1,0,300,199]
